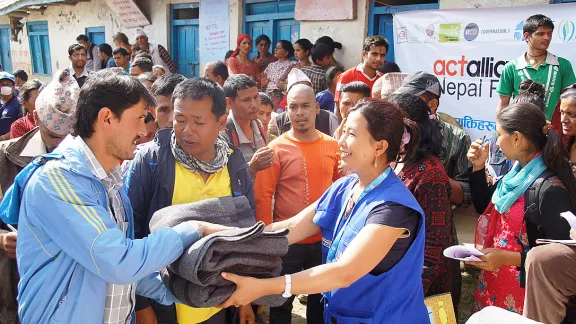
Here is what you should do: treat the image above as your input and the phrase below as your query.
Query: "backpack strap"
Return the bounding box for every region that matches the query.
[524,168,555,238]
[517,168,555,288]
[276,113,290,136]
[88,43,96,61]
[0,153,59,225]
[257,122,267,143]
[316,110,331,136]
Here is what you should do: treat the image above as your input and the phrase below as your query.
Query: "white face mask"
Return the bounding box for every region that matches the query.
[1,86,12,96]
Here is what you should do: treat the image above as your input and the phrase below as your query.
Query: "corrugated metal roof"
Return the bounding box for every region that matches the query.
[0,0,65,15]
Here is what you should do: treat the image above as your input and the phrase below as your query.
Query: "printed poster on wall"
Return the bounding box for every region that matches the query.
[200,0,230,64]
[105,0,150,28]
[393,3,576,140]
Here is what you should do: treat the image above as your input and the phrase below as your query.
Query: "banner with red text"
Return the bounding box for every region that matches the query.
[394,3,576,140]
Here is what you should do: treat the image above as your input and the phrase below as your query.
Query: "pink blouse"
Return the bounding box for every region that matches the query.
[227,56,261,83]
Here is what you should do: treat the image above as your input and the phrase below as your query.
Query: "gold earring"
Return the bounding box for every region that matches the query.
[374,160,378,169]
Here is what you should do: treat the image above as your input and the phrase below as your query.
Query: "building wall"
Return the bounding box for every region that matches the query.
[440,0,551,9]
[0,0,197,81]
[298,0,369,70]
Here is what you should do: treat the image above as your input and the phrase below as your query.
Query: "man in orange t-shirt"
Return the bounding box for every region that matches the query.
[334,35,388,122]
[254,83,340,324]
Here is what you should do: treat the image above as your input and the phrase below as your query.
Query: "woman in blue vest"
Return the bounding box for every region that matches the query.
[219,98,430,323]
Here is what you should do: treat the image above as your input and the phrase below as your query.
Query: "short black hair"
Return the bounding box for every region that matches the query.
[259,92,273,108]
[131,55,153,72]
[379,61,401,74]
[223,74,257,100]
[363,35,389,52]
[224,50,234,61]
[255,34,271,46]
[172,77,227,119]
[13,70,28,82]
[311,43,333,65]
[523,14,554,35]
[73,70,156,138]
[112,32,130,45]
[76,34,89,42]
[19,79,43,103]
[295,38,313,55]
[151,73,186,97]
[144,111,155,123]
[207,61,229,81]
[113,47,129,57]
[341,81,371,98]
[315,36,342,51]
[326,66,345,84]
[277,40,294,57]
[68,44,87,56]
[98,43,113,57]
[389,92,444,162]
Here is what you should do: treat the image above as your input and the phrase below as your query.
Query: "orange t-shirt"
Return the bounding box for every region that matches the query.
[334,63,383,102]
[254,131,341,244]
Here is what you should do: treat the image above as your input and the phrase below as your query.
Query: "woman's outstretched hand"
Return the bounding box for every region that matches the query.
[218,272,270,308]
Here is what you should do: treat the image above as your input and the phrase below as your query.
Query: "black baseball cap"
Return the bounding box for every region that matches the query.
[394,71,442,98]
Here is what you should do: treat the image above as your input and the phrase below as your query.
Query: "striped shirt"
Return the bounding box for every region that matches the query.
[76,137,135,324]
[298,65,326,94]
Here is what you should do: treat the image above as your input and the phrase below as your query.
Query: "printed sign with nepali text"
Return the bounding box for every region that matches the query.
[200,0,230,64]
[394,3,576,140]
[105,0,150,28]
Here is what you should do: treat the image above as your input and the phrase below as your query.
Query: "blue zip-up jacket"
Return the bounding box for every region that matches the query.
[0,135,203,324]
[125,128,255,240]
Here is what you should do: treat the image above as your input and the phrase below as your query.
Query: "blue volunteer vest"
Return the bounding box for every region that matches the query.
[313,171,429,324]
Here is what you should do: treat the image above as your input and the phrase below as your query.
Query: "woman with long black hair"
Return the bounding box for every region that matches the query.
[252,34,276,73]
[217,99,429,323]
[467,102,575,314]
[390,93,457,304]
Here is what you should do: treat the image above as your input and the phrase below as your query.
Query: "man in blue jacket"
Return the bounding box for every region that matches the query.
[0,70,229,324]
[126,77,256,324]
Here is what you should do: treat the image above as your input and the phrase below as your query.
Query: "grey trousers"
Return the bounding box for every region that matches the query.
[523,243,576,324]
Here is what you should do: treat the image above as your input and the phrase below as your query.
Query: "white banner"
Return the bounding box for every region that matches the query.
[394,4,576,141]
[200,0,230,65]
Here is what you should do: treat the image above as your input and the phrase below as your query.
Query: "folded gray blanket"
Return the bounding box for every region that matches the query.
[150,196,289,308]
[161,266,287,308]
[149,196,255,232]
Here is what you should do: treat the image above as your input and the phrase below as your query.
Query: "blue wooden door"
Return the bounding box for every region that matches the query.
[90,32,105,46]
[0,26,12,73]
[86,27,105,46]
[171,4,199,78]
[275,19,299,44]
[247,21,271,58]
[174,24,199,78]
[243,1,299,58]
[40,35,52,75]
[30,36,43,74]
[377,15,394,62]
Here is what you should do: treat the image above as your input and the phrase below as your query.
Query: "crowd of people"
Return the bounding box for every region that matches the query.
[0,12,575,324]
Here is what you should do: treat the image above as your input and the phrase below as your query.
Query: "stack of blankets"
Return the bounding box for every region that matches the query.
[150,196,289,308]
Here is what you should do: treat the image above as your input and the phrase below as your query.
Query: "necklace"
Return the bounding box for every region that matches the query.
[530,56,546,68]
[526,52,546,66]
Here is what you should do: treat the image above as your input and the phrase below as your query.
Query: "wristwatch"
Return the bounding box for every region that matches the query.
[282,274,292,298]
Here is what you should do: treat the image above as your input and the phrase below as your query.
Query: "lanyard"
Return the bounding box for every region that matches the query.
[326,167,391,263]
